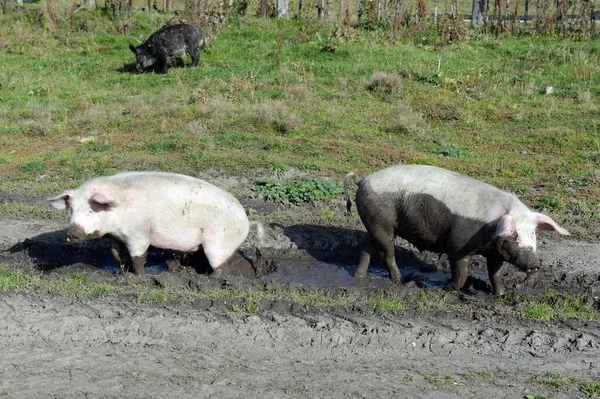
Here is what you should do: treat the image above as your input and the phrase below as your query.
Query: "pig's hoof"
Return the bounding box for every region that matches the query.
[354,272,367,279]
[443,283,460,292]
[210,268,223,278]
[166,259,180,272]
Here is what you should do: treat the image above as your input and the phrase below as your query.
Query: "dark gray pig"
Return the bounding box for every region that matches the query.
[129,23,207,74]
[48,172,249,275]
[344,164,569,295]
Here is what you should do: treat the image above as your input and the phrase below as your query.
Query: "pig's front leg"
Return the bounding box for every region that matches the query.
[126,241,150,275]
[486,257,506,295]
[445,254,469,291]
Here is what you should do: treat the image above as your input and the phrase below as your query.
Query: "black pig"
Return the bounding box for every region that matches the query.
[129,23,207,74]
[344,164,570,295]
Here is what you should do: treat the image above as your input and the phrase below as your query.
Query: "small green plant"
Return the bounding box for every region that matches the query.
[433,142,465,158]
[534,373,576,391]
[270,161,287,178]
[368,291,407,311]
[252,178,343,205]
[144,133,185,155]
[21,160,45,173]
[537,194,561,210]
[183,151,205,161]
[425,373,454,386]
[580,381,600,397]
[141,288,180,303]
[85,142,114,152]
[520,290,597,321]
[230,296,260,313]
[0,268,34,292]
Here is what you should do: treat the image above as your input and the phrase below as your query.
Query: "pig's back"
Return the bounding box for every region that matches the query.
[361,164,526,223]
[103,171,247,228]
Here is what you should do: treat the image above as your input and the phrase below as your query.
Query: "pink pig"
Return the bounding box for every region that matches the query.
[48,171,250,275]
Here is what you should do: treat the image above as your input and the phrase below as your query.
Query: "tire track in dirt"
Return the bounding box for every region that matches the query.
[0,294,598,398]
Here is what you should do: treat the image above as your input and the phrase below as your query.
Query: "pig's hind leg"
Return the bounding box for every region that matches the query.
[358,226,401,283]
[202,240,242,277]
[188,44,200,67]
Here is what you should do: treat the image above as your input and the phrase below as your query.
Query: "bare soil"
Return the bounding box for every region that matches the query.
[0,189,599,398]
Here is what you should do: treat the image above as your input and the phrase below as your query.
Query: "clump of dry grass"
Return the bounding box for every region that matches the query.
[24,105,53,136]
[385,100,428,137]
[283,84,312,102]
[366,71,403,100]
[256,100,301,133]
[194,95,301,134]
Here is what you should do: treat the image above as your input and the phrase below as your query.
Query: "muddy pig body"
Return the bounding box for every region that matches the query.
[344,164,569,295]
[129,23,207,74]
[48,172,249,275]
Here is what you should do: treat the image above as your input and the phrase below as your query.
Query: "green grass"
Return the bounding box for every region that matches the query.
[0,267,598,323]
[368,290,407,311]
[0,13,598,235]
[519,290,597,321]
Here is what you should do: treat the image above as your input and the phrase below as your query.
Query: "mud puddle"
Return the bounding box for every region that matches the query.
[262,258,490,293]
[1,217,600,296]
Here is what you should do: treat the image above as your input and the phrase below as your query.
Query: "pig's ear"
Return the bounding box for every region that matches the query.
[47,190,75,210]
[129,44,137,54]
[90,192,116,208]
[494,214,516,237]
[534,212,570,235]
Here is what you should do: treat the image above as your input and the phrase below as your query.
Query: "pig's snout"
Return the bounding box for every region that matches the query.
[514,249,541,275]
[66,225,100,244]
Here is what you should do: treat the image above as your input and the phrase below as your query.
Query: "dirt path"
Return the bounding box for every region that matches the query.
[1,293,598,398]
[0,203,599,398]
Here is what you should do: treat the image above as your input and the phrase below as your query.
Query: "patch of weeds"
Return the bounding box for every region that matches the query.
[0,268,35,292]
[412,289,447,312]
[270,161,287,178]
[252,178,343,205]
[38,150,62,160]
[432,142,465,158]
[85,142,114,152]
[182,151,205,162]
[256,100,301,133]
[230,296,261,313]
[45,274,115,299]
[368,291,407,311]
[296,161,319,170]
[140,288,181,303]
[21,160,45,174]
[580,381,600,398]
[478,370,493,379]
[366,71,403,100]
[520,290,597,321]
[385,101,427,137]
[537,194,561,210]
[425,373,454,386]
[317,207,334,219]
[534,373,576,391]
[144,132,185,155]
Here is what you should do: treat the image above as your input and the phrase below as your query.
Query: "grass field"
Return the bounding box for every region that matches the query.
[0,10,599,236]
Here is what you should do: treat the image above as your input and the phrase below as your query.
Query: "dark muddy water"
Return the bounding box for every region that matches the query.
[265,259,489,291]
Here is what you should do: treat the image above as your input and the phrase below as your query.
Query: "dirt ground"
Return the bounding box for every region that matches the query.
[0,189,599,398]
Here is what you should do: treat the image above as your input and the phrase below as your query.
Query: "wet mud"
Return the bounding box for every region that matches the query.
[1,194,600,398]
